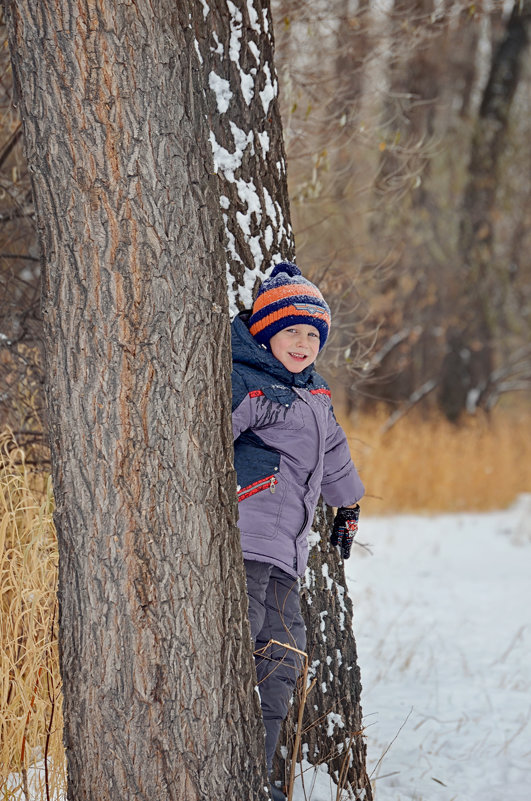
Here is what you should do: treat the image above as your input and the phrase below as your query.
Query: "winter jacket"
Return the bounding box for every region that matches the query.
[232,312,364,578]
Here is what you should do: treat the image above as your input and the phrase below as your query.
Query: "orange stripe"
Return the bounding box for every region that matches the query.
[252,283,324,314]
[249,304,331,336]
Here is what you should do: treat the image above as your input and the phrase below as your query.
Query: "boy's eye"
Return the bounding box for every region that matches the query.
[309,332,319,338]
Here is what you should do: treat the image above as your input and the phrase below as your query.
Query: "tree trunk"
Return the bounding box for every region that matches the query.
[280,505,372,798]
[438,0,531,420]
[329,0,371,200]
[192,1,372,796]
[5,1,268,799]
[375,0,439,204]
[191,0,295,313]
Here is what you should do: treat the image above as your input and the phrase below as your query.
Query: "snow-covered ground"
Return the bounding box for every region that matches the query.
[292,497,531,801]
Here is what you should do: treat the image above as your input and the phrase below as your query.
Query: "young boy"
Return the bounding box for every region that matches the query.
[231,261,364,799]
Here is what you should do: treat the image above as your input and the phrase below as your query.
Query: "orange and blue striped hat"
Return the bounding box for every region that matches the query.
[249,261,331,351]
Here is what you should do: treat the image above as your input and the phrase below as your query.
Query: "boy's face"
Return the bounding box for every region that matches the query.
[269,324,320,373]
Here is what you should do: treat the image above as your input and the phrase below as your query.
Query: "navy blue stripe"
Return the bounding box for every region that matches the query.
[250,294,327,325]
[254,314,329,338]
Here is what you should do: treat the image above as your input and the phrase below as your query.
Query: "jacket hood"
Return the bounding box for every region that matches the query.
[232,311,316,387]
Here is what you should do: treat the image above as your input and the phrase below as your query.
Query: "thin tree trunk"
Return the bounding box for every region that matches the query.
[330,0,371,200]
[192,0,295,312]
[281,505,372,798]
[375,0,438,203]
[192,2,372,795]
[5,1,268,799]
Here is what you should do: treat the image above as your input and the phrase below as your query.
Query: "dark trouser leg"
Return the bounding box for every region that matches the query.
[244,560,306,773]
[245,559,273,643]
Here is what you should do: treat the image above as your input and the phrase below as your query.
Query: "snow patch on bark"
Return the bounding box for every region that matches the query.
[211,31,224,55]
[240,70,256,105]
[247,0,261,32]
[194,39,203,65]
[230,122,254,159]
[236,177,261,230]
[209,130,242,177]
[319,610,328,635]
[326,711,345,736]
[263,187,277,224]
[259,62,277,114]
[248,40,260,63]
[209,71,232,112]
[227,0,243,63]
[321,562,333,591]
[257,130,270,156]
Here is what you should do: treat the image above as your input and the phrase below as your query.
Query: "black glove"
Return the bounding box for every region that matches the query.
[330,505,360,560]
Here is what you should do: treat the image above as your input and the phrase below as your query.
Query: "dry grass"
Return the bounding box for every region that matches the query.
[0,430,65,800]
[343,404,531,516]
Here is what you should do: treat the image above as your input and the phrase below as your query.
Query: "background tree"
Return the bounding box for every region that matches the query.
[0,18,43,449]
[5,1,269,799]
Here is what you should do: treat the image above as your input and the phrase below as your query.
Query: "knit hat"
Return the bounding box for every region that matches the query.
[249,261,331,350]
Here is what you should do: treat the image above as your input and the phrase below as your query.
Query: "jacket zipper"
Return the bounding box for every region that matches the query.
[295,508,308,539]
[238,474,278,503]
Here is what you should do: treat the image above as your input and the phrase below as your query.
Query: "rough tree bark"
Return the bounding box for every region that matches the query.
[193,2,372,796]
[288,506,371,798]
[191,0,295,311]
[5,1,268,799]
[438,0,531,421]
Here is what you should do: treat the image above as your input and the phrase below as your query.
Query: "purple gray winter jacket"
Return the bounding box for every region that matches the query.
[232,312,364,578]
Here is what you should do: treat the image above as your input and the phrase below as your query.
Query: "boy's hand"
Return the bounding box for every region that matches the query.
[330,505,360,560]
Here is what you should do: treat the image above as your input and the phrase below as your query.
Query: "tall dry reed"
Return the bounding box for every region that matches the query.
[0,430,65,800]
[343,405,531,515]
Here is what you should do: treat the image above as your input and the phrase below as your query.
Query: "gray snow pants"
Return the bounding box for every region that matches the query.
[244,559,306,774]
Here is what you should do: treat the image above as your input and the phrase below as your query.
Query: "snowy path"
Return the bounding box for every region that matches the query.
[293,499,531,800]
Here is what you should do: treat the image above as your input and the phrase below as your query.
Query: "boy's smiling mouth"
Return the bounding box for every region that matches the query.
[288,352,307,361]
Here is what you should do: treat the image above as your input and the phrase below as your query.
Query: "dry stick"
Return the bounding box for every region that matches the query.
[44,600,58,801]
[288,658,317,801]
[22,768,29,801]
[44,670,55,801]
[381,379,438,433]
[369,708,413,781]
[288,657,308,801]
[336,737,352,801]
[335,729,365,801]
[0,123,22,171]
[255,640,311,800]
[20,664,44,765]
[256,640,357,799]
